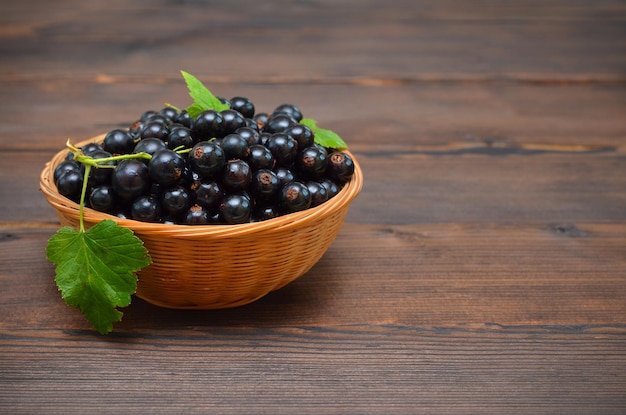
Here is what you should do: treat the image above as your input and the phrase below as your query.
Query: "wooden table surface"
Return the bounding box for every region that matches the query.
[1,1,625,413]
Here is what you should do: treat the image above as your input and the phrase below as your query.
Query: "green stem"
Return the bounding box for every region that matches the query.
[75,152,152,167]
[79,165,91,233]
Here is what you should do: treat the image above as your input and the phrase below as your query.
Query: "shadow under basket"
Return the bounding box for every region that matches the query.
[39,134,363,310]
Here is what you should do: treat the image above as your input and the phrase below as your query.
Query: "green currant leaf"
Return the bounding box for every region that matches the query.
[181,70,230,117]
[46,220,151,334]
[300,118,348,150]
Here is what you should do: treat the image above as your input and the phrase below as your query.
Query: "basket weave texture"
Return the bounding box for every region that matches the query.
[40,135,363,309]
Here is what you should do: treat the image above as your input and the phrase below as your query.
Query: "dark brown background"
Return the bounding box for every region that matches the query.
[1,1,625,413]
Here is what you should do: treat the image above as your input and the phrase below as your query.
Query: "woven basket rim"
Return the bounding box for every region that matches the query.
[40,134,363,238]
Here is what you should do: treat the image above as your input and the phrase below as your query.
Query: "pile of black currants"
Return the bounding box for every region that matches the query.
[53,99,355,225]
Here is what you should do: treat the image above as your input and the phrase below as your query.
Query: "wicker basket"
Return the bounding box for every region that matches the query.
[40,134,363,309]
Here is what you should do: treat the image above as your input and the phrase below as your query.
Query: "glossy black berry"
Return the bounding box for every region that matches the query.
[246,144,275,170]
[103,129,136,155]
[193,180,224,211]
[133,137,168,159]
[112,159,151,201]
[229,96,255,118]
[219,193,252,224]
[167,126,194,150]
[253,112,269,130]
[306,181,329,207]
[264,113,295,134]
[89,185,116,213]
[85,149,116,186]
[56,170,84,203]
[131,195,161,222]
[221,109,247,136]
[188,141,225,178]
[174,110,193,128]
[297,145,328,179]
[53,160,81,185]
[319,178,341,199]
[183,204,213,225]
[280,182,311,213]
[80,142,104,156]
[159,106,180,124]
[327,151,355,184]
[252,204,279,222]
[273,103,303,122]
[274,167,295,188]
[266,133,298,167]
[221,133,250,160]
[160,185,191,216]
[148,149,186,186]
[250,169,280,201]
[285,123,315,149]
[140,120,169,140]
[235,126,261,146]
[222,159,252,192]
[192,110,223,141]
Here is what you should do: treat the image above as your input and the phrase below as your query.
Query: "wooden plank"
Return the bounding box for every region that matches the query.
[9,149,626,224]
[1,327,625,414]
[1,222,625,413]
[1,82,625,151]
[1,0,624,80]
[2,223,624,330]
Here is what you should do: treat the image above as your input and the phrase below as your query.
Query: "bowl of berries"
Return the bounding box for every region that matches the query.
[40,72,362,333]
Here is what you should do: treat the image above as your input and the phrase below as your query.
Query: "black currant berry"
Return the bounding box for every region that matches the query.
[86,149,116,186]
[280,182,311,213]
[219,193,252,224]
[264,113,294,134]
[160,185,192,216]
[253,112,269,130]
[139,110,159,123]
[273,104,302,122]
[53,160,81,185]
[131,195,161,222]
[188,141,225,178]
[235,126,261,146]
[148,149,186,187]
[252,204,279,222]
[89,185,117,213]
[250,169,280,201]
[193,180,224,211]
[133,137,168,159]
[221,133,250,160]
[297,145,328,179]
[112,159,151,201]
[159,106,180,124]
[274,167,295,188]
[319,178,340,199]
[183,204,213,225]
[192,110,223,141]
[306,181,329,207]
[285,123,315,149]
[222,159,252,192]
[246,144,275,171]
[327,151,355,184]
[221,109,247,136]
[80,142,104,156]
[140,120,169,140]
[273,103,303,122]
[266,133,298,167]
[167,125,194,150]
[103,129,136,155]
[56,170,84,203]
[229,96,255,118]
[174,110,193,128]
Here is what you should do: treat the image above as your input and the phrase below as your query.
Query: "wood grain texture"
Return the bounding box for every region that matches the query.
[1,0,625,413]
